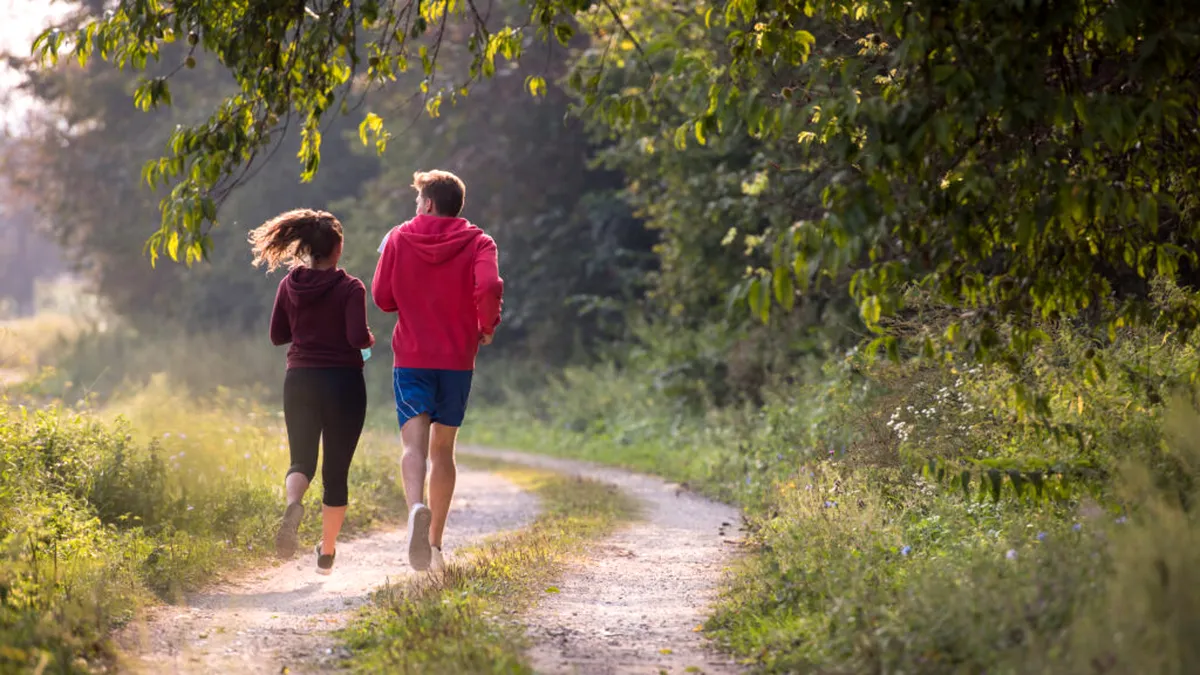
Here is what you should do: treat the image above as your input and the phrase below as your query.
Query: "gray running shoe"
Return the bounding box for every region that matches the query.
[407,503,432,571]
[274,502,304,559]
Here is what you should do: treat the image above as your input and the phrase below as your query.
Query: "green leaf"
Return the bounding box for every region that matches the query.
[411,16,428,39]
[1008,470,1026,500]
[166,229,180,261]
[358,112,383,146]
[554,23,574,46]
[731,0,756,23]
[886,337,899,362]
[773,265,794,311]
[757,274,771,323]
[526,75,547,98]
[1029,471,1045,500]
[859,295,882,326]
[361,0,380,25]
[673,124,688,150]
[988,469,1003,502]
[747,276,764,319]
[792,253,810,291]
[794,30,815,62]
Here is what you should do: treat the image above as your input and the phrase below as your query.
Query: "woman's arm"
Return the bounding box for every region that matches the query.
[345,280,375,349]
[269,279,292,346]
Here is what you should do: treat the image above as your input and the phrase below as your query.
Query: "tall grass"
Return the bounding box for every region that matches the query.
[0,314,87,376]
[471,320,1200,673]
[0,376,405,674]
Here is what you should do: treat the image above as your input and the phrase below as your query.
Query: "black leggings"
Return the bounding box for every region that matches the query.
[283,368,367,507]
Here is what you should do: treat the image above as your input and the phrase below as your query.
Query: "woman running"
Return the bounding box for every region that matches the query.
[249,208,374,574]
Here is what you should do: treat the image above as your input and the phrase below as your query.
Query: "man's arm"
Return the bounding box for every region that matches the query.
[345,281,375,349]
[269,279,291,346]
[473,235,504,338]
[371,229,399,313]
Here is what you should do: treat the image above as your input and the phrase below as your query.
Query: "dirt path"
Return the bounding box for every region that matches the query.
[463,448,745,675]
[117,467,538,674]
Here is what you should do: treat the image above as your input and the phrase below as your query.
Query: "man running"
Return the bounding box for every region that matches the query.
[371,169,504,572]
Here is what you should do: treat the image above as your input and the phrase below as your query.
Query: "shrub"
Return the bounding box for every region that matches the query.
[474,316,1200,672]
[0,377,405,673]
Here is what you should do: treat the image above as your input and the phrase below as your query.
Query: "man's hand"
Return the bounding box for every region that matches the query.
[479,332,494,346]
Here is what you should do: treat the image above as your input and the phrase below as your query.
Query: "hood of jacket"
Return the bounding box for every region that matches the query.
[283,267,348,307]
[394,214,485,265]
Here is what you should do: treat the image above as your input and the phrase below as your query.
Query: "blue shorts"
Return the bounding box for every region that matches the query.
[393,368,474,428]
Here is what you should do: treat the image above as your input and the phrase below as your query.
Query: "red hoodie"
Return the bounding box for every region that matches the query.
[270,267,375,369]
[371,214,503,371]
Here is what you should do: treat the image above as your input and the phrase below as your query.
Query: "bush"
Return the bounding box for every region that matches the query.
[474,316,1200,673]
[0,377,405,673]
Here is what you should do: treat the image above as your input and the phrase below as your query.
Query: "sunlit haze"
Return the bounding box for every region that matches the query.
[0,0,69,128]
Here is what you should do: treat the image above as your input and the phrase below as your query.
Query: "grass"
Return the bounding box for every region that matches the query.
[340,458,639,674]
[16,300,1200,672]
[0,375,406,674]
[463,321,1200,673]
[461,364,736,500]
[0,313,87,376]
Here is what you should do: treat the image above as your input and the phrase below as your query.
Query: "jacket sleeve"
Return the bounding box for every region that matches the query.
[269,279,292,346]
[473,235,504,335]
[345,280,375,349]
[371,229,398,313]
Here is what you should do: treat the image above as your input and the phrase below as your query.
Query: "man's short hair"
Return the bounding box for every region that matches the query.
[412,170,466,217]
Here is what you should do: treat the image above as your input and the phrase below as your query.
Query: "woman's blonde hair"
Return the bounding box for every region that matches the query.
[247,209,343,272]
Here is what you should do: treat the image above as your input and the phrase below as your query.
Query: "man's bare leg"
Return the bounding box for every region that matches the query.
[428,423,459,549]
[401,414,434,570]
[401,414,431,508]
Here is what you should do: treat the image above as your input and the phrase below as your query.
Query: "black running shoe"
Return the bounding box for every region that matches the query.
[315,541,335,575]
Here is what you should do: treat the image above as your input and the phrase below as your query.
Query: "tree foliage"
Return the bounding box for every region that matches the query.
[26,0,1200,370]
[573,0,1200,366]
[10,6,377,330]
[15,0,653,358]
[799,2,1198,363]
[31,0,597,264]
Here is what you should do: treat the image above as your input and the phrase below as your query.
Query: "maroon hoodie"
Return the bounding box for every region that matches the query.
[269,267,375,370]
